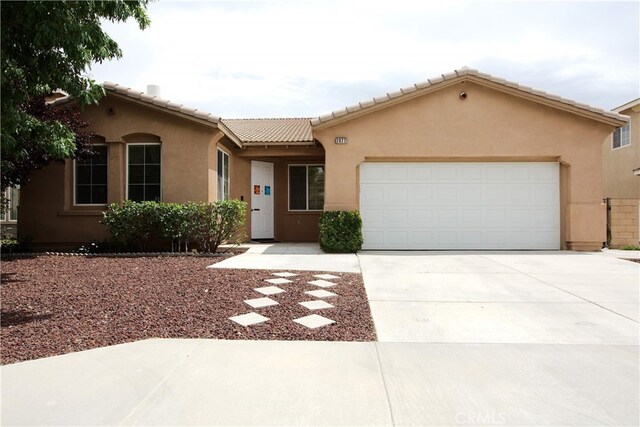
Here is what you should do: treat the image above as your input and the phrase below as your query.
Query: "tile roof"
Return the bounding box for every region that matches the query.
[311,67,628,127]
[221,118,314,145]
[48,82,221,125]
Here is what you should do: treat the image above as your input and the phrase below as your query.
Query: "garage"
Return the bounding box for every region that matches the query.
[359,162,560,250]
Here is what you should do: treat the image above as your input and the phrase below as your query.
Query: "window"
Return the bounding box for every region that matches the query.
[1,186,19,222]
[75,145,108,205]
[127,144,161,202]
[288,165,325,211]
[613,123,631,149]
[217,148,229,200]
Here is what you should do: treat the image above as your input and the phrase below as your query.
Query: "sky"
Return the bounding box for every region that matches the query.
[89,0,640,118]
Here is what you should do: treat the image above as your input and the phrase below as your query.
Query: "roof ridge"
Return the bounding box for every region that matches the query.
[311,67,628,126]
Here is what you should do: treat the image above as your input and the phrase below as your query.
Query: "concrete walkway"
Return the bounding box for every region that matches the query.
[2,248,639,425]
[212,243,360,272]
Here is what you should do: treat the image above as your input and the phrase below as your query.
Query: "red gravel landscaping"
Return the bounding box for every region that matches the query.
[1,256,375,365]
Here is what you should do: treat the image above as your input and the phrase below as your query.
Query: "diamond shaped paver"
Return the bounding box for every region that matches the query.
[244,297,279,309]
[313,274,340,280]
[299,300,335,310]
[265,278,294,285]
[307,279,337,288]
[305,289,338,298]
[229,312,269,327]
[254,286,285,296]
[273,272,298,277]
[293,314,335,329]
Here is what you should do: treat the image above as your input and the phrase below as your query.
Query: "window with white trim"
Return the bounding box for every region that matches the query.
[75,145,108,205]
[127,144,161,202]
[1,186,19,222]
[288,165,324,211]
[217,148,229,200]
[613,123,631,149]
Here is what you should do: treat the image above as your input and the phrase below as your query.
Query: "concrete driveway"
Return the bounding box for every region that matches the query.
[358,251,639,425]
[2,249,638,426]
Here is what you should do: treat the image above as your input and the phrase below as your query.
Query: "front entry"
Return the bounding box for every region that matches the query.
[251,161,274,239]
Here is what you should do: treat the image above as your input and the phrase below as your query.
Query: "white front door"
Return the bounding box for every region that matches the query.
[251,161,274,239]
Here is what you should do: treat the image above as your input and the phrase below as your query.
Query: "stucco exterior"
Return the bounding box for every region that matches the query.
[17,69,626,251]
[602,99,640,248]
[314,81,616,250]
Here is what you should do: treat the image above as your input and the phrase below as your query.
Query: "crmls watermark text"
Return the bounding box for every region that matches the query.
[455,411,507,425]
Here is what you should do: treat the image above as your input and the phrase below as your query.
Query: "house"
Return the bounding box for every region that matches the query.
[18,68,628,251]
[602,98,640,248]
[0,186,19,238]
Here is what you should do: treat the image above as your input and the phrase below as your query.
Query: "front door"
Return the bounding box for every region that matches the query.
[251,161,274,239]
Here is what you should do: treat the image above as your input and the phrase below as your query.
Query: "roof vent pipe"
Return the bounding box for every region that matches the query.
[146,85,161,97]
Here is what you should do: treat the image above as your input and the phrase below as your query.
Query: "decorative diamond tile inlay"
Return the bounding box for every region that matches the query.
[305,289,338,298]
[294,314,335,329]
[229,312,269,327]
[265,278,294,285]
[299,300,335,310]
[273,272,298,277]
[254,286,285,296]
[307,279,337,288]
[244,297,279,308]
[313,274,340,280]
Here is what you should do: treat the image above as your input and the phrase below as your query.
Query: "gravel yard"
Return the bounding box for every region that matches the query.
[1,256,375,365]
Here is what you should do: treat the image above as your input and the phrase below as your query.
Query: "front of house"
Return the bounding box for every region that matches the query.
[18,68,627,251]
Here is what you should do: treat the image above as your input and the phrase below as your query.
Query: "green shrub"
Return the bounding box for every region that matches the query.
[102,200,247,253]
[319,210,363,253]
[102,201,161,251]
[621,245,640,250]
[186,200,247,252]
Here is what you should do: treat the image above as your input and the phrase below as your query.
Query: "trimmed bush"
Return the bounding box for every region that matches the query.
[185,200,247,253]
[102,201,160,251]
[319,210,363,253]
[102,200,247,252]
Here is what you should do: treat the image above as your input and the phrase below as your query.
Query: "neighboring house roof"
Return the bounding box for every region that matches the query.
[311,67,629,129]
[613,98,640,113]
[220,118,314,145]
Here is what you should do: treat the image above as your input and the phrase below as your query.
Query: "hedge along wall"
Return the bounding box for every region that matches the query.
[102,200,247,252]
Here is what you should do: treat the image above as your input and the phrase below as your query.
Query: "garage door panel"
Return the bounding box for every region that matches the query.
[384,209,408,226]
[409,165,433,180]
[385,187,408,204]
[433,186,458,204]
[508,185,533,204]
[459,186,483,204]
[360,162,560,250]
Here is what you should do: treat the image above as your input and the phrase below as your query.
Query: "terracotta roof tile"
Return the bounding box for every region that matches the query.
[311,67,628,126]
[220,118,314,144]
[49,82,221,125]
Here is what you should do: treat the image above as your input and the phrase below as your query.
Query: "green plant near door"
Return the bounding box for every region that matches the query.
[319,210,363,253]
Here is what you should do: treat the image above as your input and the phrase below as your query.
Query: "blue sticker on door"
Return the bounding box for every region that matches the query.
[264,186,271,195]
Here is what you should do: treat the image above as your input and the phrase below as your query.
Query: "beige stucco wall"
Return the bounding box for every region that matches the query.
[602,102,640,248]
[603,104,640,199]
[314,81,616,250]
[19,95,223,248]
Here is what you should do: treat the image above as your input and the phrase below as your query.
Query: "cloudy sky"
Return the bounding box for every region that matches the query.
[90,0,640,118]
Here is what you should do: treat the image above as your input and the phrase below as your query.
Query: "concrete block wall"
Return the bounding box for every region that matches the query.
[609,198,640,248]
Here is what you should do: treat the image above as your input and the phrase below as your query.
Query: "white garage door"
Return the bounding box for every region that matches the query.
[359,162,560,250]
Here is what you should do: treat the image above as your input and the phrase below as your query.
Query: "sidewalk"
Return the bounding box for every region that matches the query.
[3,338,637,426]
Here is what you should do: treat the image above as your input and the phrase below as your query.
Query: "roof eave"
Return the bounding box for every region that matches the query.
[312,72,628,130]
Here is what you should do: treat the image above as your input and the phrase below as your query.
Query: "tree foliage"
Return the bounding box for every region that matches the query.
[0,0,150,192]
